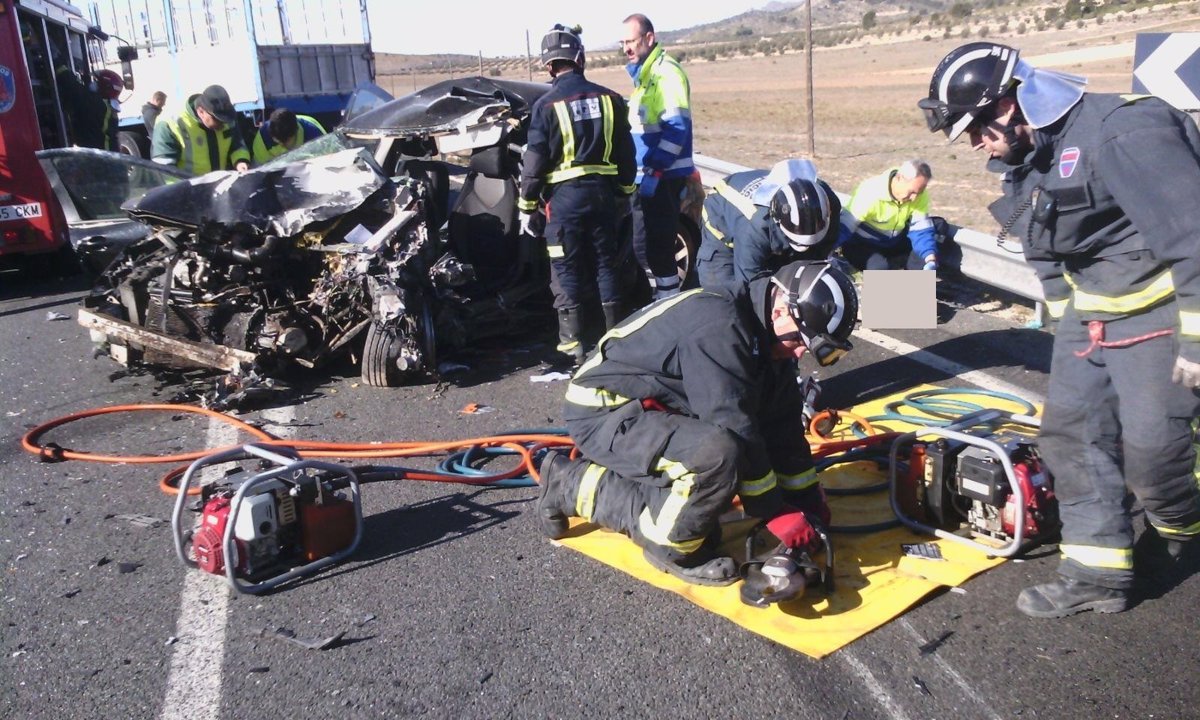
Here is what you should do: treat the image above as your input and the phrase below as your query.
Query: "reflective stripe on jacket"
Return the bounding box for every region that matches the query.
[839,168,935,259]
[251,115,326,165]
[626,43,693,180]
[151,95,250,174]
[519,70,636,210]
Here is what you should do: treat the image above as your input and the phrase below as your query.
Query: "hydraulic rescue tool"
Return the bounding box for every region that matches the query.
[739,519,835,608]
[171,443,363,594]
[889,409,1059,557]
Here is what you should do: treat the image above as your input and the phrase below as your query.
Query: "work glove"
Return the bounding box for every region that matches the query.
[790,485,831,529]
[638,170,661,198]
[922,255,938,271]
[1172,355,1200,389]
[766,510,821,553]
[519,210,539,238]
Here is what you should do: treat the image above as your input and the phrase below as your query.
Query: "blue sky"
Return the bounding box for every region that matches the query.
[364,0,777,56]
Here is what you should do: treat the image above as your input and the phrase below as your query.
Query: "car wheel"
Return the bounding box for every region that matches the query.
[360,293,436,387]
[674,215,700,290]
[117,131,147,158]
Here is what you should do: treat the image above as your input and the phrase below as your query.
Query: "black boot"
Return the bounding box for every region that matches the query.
[641,530,738,587]
[556,307,585,366]
[1134,527,1190,582]
[1015,577,1129,618]
[601,301,623,331]
[537,450,576,540]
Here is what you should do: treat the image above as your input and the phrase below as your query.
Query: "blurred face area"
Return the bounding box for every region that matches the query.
[621,20,654,64]
[769,293,807,361]
[890,173,928,203]
[195,105,224,131]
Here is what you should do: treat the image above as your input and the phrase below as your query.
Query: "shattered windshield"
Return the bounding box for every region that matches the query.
[259,132,376,171]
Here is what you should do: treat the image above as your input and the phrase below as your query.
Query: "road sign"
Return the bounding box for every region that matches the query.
[1133,33,1200,110]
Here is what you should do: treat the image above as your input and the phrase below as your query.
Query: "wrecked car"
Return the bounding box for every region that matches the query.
[80,76,700,387]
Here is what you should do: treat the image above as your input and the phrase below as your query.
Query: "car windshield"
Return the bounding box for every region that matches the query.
[259,132,377,170]
[36,149,190,222]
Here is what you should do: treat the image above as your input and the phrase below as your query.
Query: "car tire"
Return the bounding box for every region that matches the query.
[675,215,700,290]
[117,131,148,158]
[361,294,436,387]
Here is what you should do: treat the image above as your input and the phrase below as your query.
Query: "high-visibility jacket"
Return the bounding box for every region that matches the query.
[699,168,840,286]
[54,67,118,151]
[990,93,1200,358]
[519,70,636,210]
[151,95,250,174]
[251,115,326,165]
[626,43,693,182]
[562,278,814,518]
[839,168,935,260]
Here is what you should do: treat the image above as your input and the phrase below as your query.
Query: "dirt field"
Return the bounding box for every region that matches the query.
[382,3,1200,234]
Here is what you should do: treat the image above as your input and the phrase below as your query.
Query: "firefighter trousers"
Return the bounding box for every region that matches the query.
[563,400,741,560]
[1040,301,1200,590]
[545,176,620,310]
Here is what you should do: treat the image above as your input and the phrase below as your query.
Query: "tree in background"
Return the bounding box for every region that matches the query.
[862,10,877,30]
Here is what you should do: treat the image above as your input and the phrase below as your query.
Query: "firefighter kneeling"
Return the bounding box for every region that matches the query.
[537,260,857,585]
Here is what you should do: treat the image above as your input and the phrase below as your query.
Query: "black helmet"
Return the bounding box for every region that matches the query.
[769,178,831,252]
[772,260,858,366]
[918,42,1020,141]
[541,24,584,68]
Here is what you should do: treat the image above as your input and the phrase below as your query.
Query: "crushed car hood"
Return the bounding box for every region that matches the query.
[339,76,549,137]
[123,148,390,237]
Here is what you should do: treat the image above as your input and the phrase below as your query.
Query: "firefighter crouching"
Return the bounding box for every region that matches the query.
[920,42,1200,618]
[519,24,637,366]
[536,261,858,584]
[697,158,841,292]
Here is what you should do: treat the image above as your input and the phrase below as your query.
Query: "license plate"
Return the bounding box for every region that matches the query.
[0,203,43,222]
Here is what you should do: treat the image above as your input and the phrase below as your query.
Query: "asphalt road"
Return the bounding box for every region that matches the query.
[1,274,1196,720]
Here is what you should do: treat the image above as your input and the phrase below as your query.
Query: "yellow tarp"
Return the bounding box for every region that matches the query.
[554,385,1039,658]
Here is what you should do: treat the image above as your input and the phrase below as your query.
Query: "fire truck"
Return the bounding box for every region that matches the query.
[0,0,115,270]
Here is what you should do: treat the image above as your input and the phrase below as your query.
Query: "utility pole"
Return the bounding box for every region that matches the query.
[479,51,484,75]
[804,0,816,157]
[526,30,533,81]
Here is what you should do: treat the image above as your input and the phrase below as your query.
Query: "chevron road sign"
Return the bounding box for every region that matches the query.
[1133,33,1200,110]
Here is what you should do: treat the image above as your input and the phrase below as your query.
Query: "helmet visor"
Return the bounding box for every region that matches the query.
[803,332,852,367]
[918,97,982,141]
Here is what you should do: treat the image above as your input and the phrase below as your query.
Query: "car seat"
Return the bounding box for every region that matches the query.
[446,145,520,290]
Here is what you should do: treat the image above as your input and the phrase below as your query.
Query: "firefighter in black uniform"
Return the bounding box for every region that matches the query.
[519,24,637,366]
[920,42,1200,618]
[696,158,841,292]
[535,260,858,584]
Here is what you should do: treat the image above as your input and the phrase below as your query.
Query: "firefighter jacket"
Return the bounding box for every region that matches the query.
[151,95,251,174]
[700,168,841,285]
[626,43,694,182]
[562,277,813,517]
[519,70,636,211]
[988,93,1200,360]
[251,115,326,165]
[54,67,117,152]
[838,168,936,259]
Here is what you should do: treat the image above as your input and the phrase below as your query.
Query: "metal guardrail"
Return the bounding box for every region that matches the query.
[692,153,1047,324]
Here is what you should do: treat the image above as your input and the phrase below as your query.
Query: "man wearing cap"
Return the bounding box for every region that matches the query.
[152,84,251,174]
[251,108,326,166]
[535,260,858,586]
[919,42,1200,618]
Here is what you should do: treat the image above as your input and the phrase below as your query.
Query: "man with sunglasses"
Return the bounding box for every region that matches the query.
[920,42,1200,618]
[535,260,857,585]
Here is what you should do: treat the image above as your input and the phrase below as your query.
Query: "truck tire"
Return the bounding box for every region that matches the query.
[117,131,148,158]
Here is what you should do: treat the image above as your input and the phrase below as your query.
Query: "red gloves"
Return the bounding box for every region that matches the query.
[766,510,819,552]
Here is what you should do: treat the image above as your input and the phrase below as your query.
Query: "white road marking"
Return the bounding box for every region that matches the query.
[838,650,915,720]
[900,619,1004,720]
[159,406,294,720]
[854,327,1046,406]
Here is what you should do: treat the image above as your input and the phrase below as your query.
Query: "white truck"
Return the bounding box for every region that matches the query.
[86,0,375,156]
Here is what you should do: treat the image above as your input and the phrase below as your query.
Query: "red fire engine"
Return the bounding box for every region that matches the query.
[0,0,109,270]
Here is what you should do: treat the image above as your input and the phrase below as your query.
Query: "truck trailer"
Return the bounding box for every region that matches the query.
[86,0,375,156]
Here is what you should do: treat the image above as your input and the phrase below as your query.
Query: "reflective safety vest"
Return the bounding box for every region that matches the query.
[151,96,251,175]
[251,115,326,165]
[626,43,693,180]
[839,168,935,260]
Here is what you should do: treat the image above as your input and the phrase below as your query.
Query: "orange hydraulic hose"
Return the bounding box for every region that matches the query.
[21,404,576,496]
